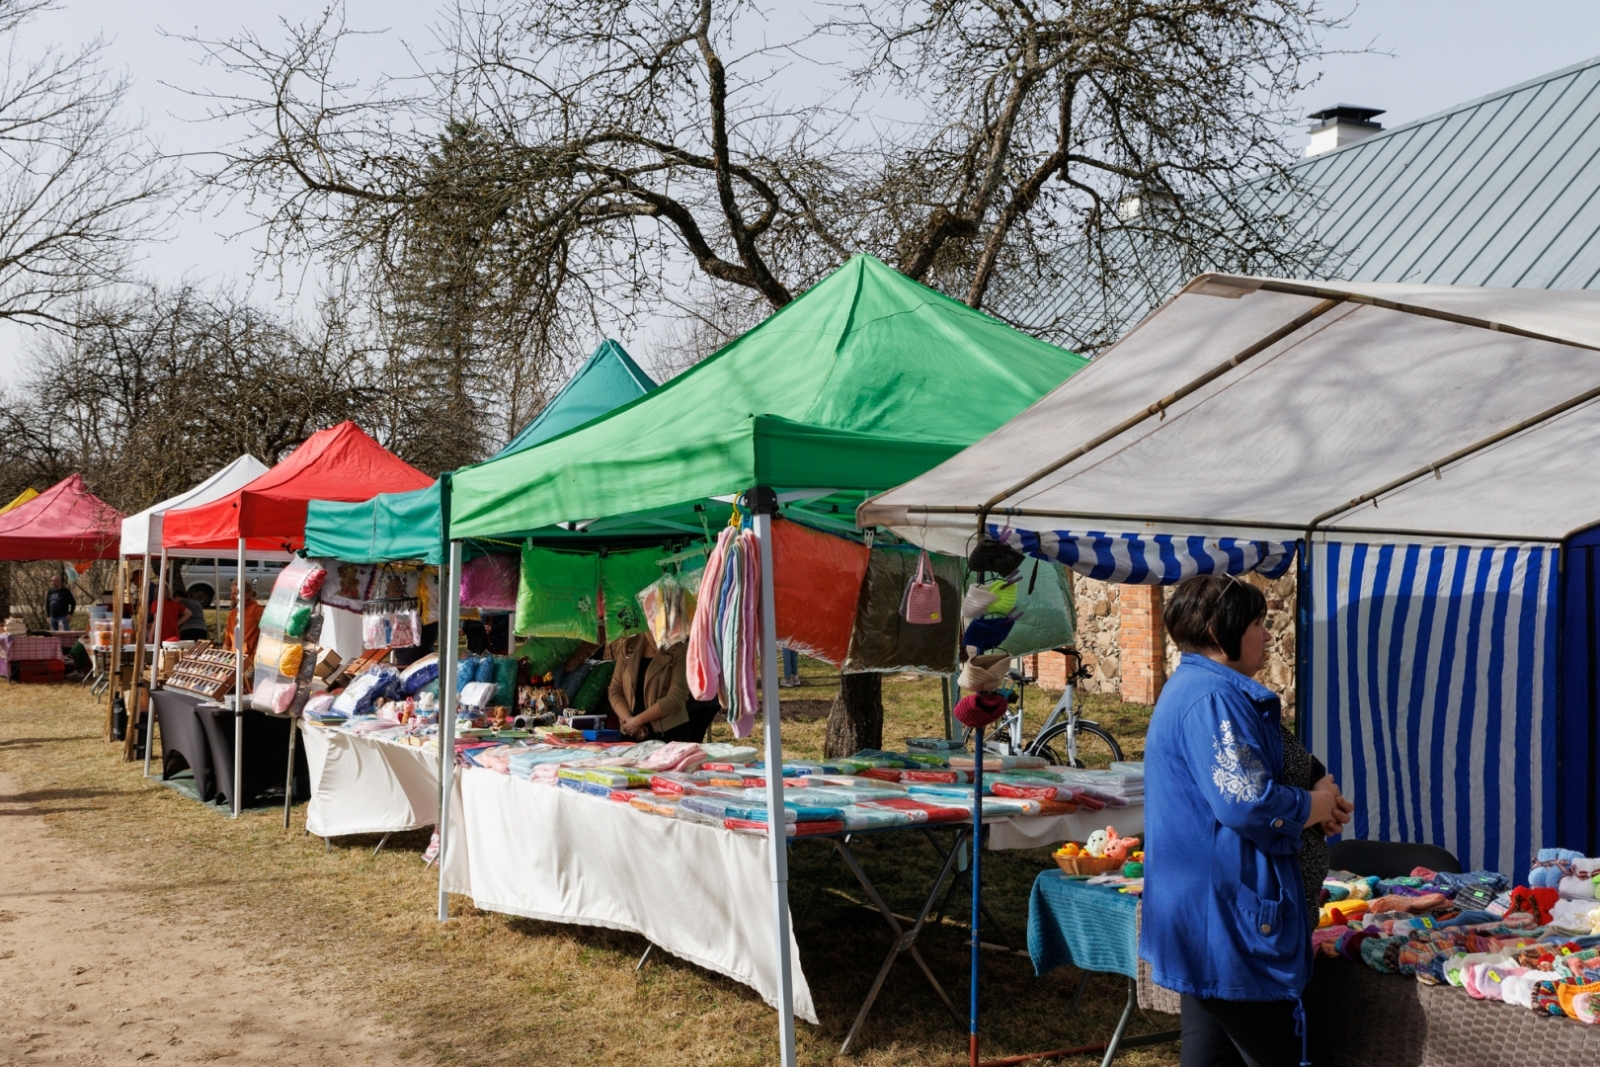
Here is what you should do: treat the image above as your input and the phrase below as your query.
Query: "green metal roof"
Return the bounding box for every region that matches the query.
[995,54,1600,350]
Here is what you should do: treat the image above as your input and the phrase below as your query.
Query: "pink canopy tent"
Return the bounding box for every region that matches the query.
[0,474,122,560]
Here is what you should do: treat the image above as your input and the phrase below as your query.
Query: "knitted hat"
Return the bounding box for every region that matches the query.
[953,691,1008,729]
[968,533,1023,575]
[959,653,1012,693]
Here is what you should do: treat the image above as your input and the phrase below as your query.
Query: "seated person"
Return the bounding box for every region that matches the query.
[608,631,718,742]
[172,583,210,641]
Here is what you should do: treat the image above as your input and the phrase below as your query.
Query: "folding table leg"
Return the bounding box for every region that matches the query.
[372,833,391,856]
[833,832,966,1055]
[636,944,655,971]
[1098,978,1138,1067]
[922,826,1018,950]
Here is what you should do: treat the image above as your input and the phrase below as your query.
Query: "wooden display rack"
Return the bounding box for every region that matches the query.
[164,642,241,702]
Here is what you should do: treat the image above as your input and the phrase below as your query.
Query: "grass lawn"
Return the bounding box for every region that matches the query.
[0,670,1175,1066]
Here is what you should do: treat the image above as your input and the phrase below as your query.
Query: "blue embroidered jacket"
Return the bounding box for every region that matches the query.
[1139,653,1312,1001]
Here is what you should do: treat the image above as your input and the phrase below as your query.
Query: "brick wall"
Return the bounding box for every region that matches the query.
[1117,584,1166,704]
[1025,572,1297,711]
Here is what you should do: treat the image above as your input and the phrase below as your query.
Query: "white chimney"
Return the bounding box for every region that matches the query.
[1306,105,1385,157]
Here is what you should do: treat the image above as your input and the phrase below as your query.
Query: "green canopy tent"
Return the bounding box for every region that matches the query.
[437,256,1086,1062]
[302,340,657,564]
[448,257,1086,541]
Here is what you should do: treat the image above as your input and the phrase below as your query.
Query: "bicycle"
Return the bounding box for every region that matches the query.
[959,647,1124,768]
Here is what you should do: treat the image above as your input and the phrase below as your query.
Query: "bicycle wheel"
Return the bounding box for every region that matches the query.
[1031,720,1124,769]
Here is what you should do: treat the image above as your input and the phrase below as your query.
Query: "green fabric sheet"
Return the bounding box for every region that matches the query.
[515,545,599,641]
[600,548,663,637]
[448,255,1086,540]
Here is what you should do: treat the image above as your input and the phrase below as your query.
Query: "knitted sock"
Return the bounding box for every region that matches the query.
[1558,978,1600,1020]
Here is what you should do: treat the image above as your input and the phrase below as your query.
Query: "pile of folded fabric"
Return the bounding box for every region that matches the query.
[423,737,1141,841]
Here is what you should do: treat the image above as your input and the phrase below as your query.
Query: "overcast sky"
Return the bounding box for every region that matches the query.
[1,0,1596,380]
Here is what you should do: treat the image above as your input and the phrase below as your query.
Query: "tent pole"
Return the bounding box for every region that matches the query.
[107,557,125,739]
[436,538,463,922]
[145,550,169,776]
[124,551,151,761]
[234,537,246,818]
[213,558,221,640]
[750,488,797,1067]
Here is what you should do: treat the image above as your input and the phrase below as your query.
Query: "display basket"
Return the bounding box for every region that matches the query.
[1054,854,1122,876]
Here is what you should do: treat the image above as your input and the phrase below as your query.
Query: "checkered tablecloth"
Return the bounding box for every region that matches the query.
[0,635,65,661]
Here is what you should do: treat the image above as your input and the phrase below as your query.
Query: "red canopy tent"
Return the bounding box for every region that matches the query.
[160,422,432,815]
[0,473,123,560]
[162,421,434,553]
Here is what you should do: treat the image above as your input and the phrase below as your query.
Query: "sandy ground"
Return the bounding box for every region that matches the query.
[0,772,405,1067]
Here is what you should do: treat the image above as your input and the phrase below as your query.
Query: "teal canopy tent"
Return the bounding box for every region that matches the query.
[303,340,656,563]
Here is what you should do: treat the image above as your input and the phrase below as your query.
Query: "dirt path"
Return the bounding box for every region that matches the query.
[0,772,406,1067]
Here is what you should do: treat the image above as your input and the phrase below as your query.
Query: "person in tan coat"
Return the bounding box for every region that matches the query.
[608,631,689,739]
[609,631,721,742]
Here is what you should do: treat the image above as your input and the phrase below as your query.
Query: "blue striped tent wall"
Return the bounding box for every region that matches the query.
[989,525,1295,585]
[1307,541,1559,879]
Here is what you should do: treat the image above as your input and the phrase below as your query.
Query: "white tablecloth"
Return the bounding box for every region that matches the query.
[453,768,819,1023]
[300,724,443,837]
[985,803,1144,851]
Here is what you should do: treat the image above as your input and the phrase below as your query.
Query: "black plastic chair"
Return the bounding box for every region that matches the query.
[1327,838,1462,878]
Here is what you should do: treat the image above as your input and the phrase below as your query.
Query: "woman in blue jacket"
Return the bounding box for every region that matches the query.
[1141,575,1350,1066]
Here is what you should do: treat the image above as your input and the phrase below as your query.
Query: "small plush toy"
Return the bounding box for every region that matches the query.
[1055,842,1082,858]
[1085,829,1109,858]
[1103,827,1142,862]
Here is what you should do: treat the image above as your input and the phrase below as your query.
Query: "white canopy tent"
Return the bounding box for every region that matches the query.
[862,275,1600,877]
[119,455,271,558]
[117,455,279,778]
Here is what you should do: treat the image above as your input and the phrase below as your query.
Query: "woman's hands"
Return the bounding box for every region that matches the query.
[1306,775,1354,833]
[618,714,649,739]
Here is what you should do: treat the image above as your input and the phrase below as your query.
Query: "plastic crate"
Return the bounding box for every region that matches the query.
[16,659,66,684]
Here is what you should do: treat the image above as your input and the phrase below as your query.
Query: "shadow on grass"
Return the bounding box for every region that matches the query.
[0,735,101,748]
[0,786,123,803]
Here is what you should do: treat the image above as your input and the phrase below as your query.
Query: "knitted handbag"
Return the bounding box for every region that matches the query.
[899,549,942,625]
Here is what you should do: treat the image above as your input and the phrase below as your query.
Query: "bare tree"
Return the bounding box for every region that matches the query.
[0,0,171,328]
[840,0,1340,324]
[0,285,389,520]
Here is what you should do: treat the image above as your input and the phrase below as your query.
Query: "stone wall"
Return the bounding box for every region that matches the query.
[1030,572,1298,712]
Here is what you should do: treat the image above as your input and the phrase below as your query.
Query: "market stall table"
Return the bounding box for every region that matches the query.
[299,722,444,840]
[449,763,1145,1050]
[152,689,215,800]
[0,634,64,682]
[195,703,308,810]
[1027,873,1181,1065]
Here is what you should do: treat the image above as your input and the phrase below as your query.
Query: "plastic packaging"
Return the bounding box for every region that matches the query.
[462,552,520,611]
[843,546,962,673]
[332,665,400,716]
[399,654,440,695]
[772,520,871,666]
[250,556,325,716]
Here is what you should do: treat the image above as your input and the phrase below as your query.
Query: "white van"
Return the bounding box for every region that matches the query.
[178,559,288,607]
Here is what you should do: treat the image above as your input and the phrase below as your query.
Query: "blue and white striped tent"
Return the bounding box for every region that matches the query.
[866,274,1600,877]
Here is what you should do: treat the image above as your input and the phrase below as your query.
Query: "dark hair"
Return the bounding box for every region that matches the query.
[1163,574,1267,661]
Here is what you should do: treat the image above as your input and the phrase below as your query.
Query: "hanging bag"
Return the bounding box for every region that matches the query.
[900,549,943,625]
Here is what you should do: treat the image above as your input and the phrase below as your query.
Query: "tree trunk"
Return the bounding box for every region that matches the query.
[825,672,883,758]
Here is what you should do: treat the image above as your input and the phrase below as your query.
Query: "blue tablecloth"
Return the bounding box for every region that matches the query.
[1027,872,1140,979]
